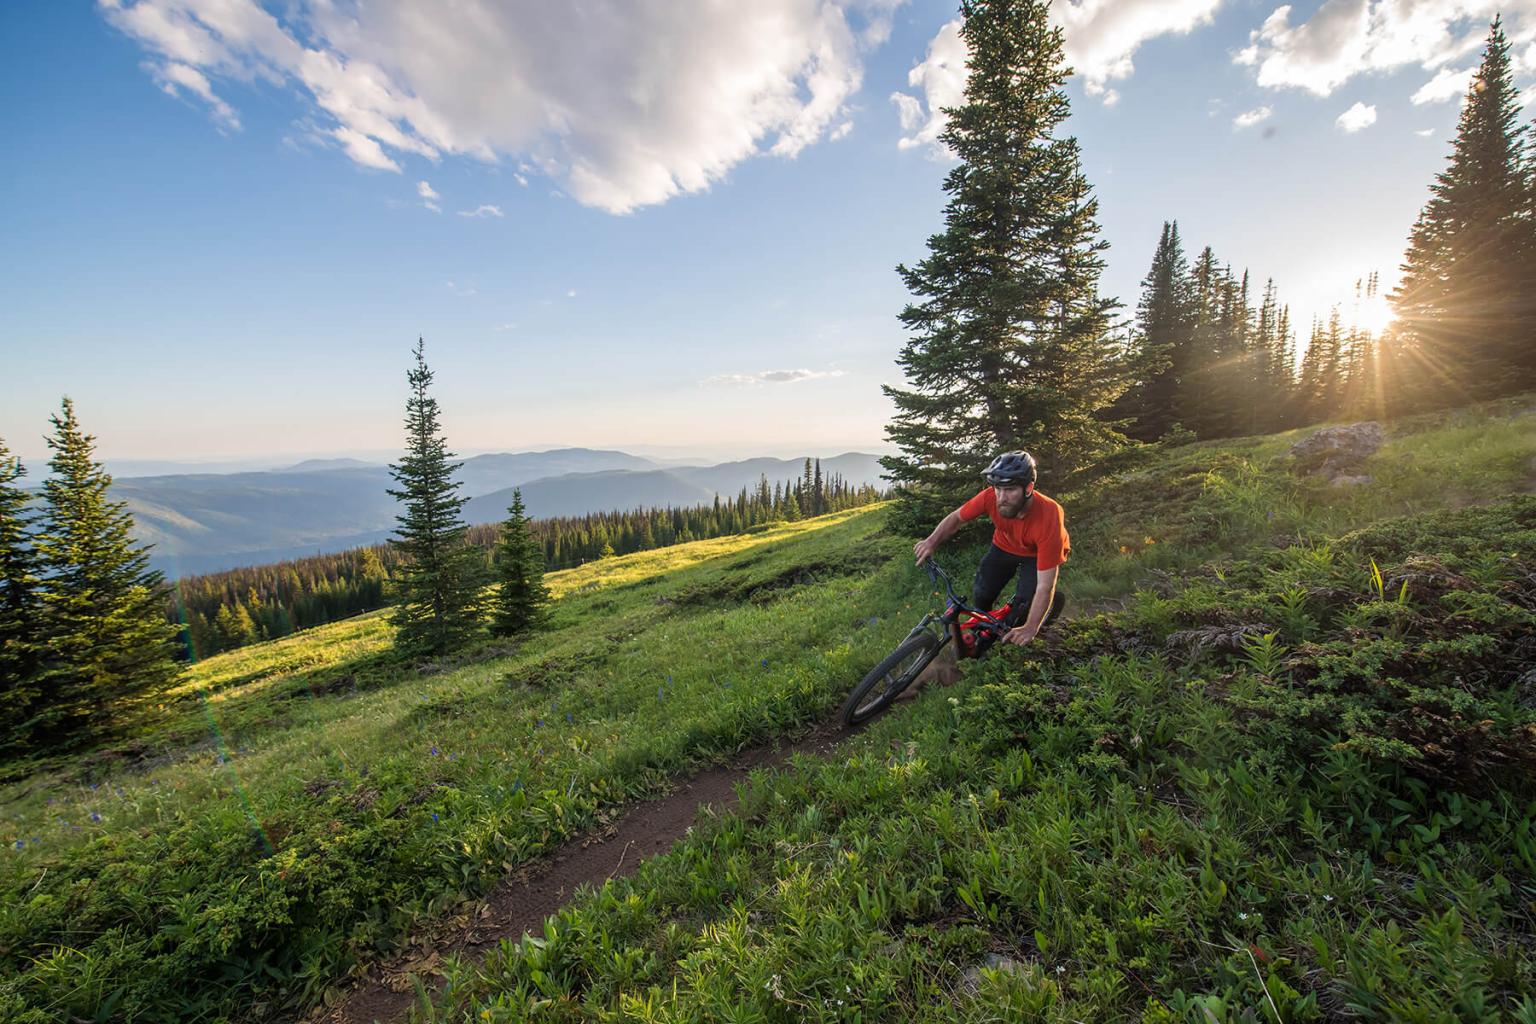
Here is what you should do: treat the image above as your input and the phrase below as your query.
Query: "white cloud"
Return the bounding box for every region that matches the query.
[332,125,400,171]
[566,289,577,298]
[1411,65,1473,103]
[417,179,441,211]
[1051,0,1225,101]
[100,0,902,214]
[1416,126,1435,134]
[457,204,503,218]
[892,18,966,155]
[153,61,240,129]
[701,368,847,386]
[1233,105,1274,127]
[1235,1,1533,98]
[446,280,477,296]
[1336,100,1378,130]
[893,0,1221,154]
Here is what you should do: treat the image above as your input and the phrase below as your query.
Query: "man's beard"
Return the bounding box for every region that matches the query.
[999,494,1031,518]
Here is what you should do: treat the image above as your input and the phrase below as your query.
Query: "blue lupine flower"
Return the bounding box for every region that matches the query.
[512,781,523,793]
[535,719,544,728]
[565,713,573,723]
[667,675,673,683]
[13,840,22,850]
[90,812,101,822]
[432,813,439,823]
[430,746,439,756]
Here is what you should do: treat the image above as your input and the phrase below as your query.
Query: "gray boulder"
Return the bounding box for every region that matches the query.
[1289,422,1385,484]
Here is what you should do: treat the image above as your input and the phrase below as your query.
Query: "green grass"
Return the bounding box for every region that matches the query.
[2,395,1534,1022]
[0,508,933,1021]
[417,496,1536,1020]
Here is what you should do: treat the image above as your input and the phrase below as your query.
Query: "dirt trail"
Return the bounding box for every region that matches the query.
[302,724,848,1024]
[301,650,962,1024]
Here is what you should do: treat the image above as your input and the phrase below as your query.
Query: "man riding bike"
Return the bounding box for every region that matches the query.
[911,450,1068,651]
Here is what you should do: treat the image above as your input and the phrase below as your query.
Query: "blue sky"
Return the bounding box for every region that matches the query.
[4,0,1532,465]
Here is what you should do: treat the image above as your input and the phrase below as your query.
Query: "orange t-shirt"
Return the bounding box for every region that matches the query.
[957,488,1070,570]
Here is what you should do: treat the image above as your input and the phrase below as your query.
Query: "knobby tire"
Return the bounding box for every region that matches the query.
[841,633,940,728]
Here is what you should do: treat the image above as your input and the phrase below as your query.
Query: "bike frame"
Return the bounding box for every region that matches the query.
[909,560,1014,657]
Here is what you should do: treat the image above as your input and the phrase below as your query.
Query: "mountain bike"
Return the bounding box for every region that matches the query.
[840,560,1018,727]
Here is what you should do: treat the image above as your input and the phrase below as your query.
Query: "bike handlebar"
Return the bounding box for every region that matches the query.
[921,558,1005,628]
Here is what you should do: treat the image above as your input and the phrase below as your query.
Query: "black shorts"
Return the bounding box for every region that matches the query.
[971,544,1066,628]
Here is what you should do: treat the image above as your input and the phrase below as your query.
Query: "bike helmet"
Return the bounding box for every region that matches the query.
[983,450,1037,487]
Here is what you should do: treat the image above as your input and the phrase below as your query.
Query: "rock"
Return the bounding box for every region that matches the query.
[1289,422,1385,483]
[1517,668,1536,711]
[959,954,1026,998]
[1165,623,1275,663]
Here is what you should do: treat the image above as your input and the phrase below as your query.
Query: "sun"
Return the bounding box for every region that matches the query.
[1355,294,1396,335]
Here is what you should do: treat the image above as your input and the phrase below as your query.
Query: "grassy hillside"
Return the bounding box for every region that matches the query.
[0,509,924,1021]
[2,397,1533,1021]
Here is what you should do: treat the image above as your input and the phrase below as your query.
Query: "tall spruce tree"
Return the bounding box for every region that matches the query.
[1391,16,1532,400]
[385,339,486,657]
[0,438,44,749]
[490,489,549,637]
[1120,220,1195,440]
[881,0,1125,531]
[29,399,181,749]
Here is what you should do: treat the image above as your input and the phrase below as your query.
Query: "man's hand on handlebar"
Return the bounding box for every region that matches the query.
[913,536,940,565]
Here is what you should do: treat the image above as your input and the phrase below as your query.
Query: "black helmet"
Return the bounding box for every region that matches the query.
[983,450,1037,487]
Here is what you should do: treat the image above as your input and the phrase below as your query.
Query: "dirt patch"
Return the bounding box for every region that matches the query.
[303,725,847,1024]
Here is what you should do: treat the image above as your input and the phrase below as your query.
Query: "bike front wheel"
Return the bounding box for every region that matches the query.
[841,632,941,728]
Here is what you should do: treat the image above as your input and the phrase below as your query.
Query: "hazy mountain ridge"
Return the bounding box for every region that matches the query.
[84,448,886,578]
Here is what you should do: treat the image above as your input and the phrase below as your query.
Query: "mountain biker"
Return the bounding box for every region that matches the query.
[911,450,1068,649]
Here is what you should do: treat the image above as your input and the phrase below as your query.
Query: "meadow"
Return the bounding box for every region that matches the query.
[2,395,1534,1021]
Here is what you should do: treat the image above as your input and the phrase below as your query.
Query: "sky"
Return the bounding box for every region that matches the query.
[4,0,1534,465]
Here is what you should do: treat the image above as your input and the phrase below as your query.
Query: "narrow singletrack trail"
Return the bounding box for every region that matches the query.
[304,724,847,1024]
[303,650,961,1024]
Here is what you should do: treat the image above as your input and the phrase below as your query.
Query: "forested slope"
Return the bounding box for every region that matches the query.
[1,397,1533,1021]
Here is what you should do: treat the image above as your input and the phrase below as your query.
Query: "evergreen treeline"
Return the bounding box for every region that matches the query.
[1114,226,1390,440]
[1,400,182,758]
[167,548,389,659]
[885,9,1536,528]
[167,461,882,659]
[1114,17,1536,444]
[480,460,883,569]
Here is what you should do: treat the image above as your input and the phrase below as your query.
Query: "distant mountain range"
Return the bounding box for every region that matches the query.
[27,448,887,578]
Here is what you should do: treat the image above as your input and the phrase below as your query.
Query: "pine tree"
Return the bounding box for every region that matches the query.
[1178,247,1226,438]
[1119,221,1195,440]
[1390,16,1532,400]
[881,0,1125,531]
[385,339,487,657]
[491,489,549,637]
[29,398,181,749]
[0,438,45,749]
